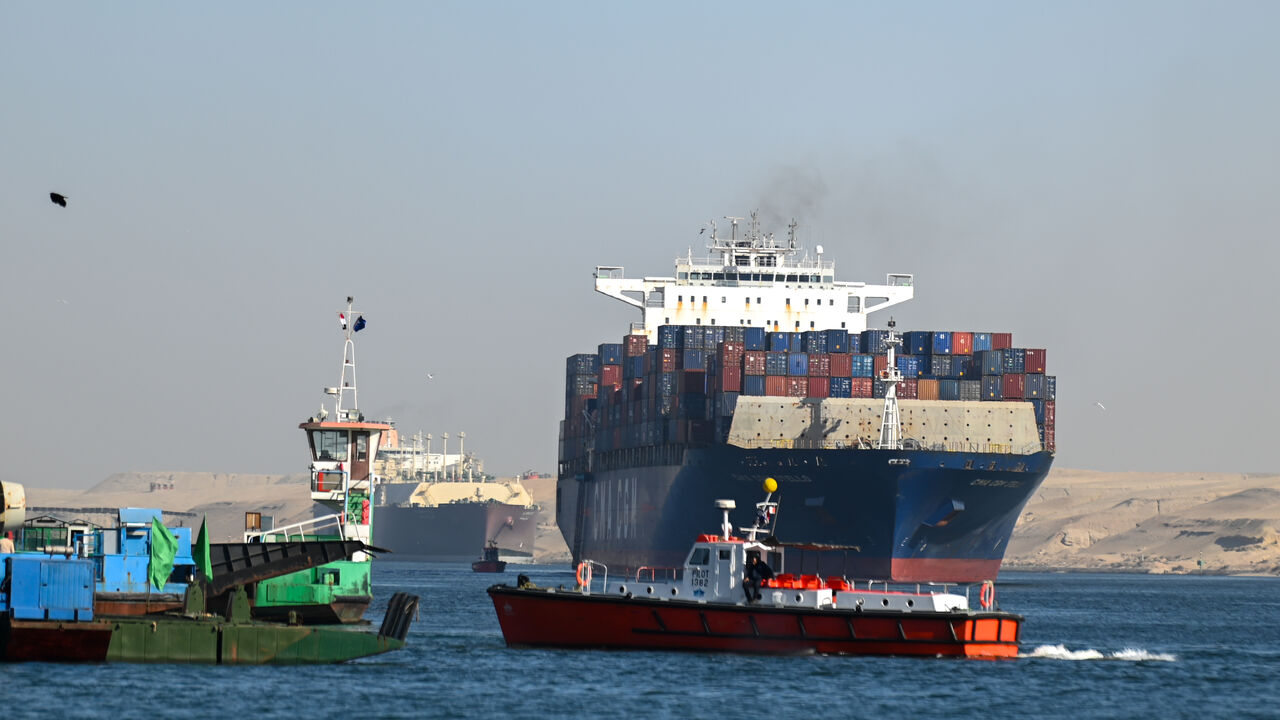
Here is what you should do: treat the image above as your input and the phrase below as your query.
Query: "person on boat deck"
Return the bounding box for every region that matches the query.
[743,553,773,603]
[0,533,13,553]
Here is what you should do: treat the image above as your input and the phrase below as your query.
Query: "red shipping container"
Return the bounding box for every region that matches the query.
[765,375,787,396]
[991,332,1013,350]
[917,378,939,400]
[898,379,918,399]
[600,364,622,386]
[851,377,873,398]
[1044,399,1056,424]
[787,377,808,397]
[716,366,743,393]
[829,353,852,377]
[1043,400,1056,453]
[808,354,830,377]
[1002,373,1025,398]
[624,334,648,357]
[873,355,888,375]
[660,348,678,372]
[1024,348,1047,374]
[951,332,973,355]
[743,351,766,375]
[808,377,830,398]
[718,341,745,364]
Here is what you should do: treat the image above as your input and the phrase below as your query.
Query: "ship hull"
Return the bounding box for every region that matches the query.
[373,503,538,562]
[557,445,1052,582]
[488,585,1020,658]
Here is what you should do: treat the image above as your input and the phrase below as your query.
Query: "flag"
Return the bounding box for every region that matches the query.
[194,516,213,582]
[353,315,366,332]
[338,312,348,330]
[148,517,178,590]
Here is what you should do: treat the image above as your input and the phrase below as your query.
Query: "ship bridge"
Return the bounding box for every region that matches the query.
[594,213,913,340]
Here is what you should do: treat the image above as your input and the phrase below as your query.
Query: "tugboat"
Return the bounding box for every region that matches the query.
[472,542,507,573]
[489,480,1021,658]
[244,297,391,623]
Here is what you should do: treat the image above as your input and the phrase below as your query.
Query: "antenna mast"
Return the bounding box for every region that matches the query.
[877,318,904,450]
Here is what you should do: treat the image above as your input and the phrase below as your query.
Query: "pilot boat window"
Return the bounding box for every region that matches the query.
[719,549,731,560]
[689,548,710,565]
[356,435,368,461]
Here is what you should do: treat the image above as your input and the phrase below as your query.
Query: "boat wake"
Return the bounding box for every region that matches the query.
[1022,644,1177,662]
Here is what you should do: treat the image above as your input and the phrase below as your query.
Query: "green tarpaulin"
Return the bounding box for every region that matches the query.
[148,517,178,590]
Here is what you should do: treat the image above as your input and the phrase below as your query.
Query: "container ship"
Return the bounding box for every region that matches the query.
[556,213,1056,583]
[372,431,538,562]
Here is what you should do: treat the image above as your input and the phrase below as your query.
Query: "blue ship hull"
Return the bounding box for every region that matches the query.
[557,445,1053,582]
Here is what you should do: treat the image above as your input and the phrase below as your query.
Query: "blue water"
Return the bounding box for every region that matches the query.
[3,564,1277,719]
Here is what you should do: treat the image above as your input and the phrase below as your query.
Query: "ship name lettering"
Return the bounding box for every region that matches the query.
[969,478,1022,488]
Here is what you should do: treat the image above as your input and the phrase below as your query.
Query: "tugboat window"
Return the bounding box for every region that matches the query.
[690,548,710,565]
[313,430,348,461]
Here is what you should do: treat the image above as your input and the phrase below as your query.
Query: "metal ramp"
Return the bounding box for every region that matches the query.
[206,540,386,596]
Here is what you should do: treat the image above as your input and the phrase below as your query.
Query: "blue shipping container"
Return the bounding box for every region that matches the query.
[788,353,809,376]
[904,331,933,355]
[765,352,788,375]
[1002,348,1026,374]
[830,377,853,397]
[743,375,766,396]
[851,354,874,378]
[959,380,982,401]
[1025,373,1047,399]
[1046,375,1057,400]
[931,331,952,355]
[975,350,1003,375]
[658,325,680,349]
[567,354,598,375]
[598,343,623,366]
[930,355,954,378]
[847,332,863,354]
[681,326,704,350]
[768,332,790,352]
[743,327,766,350]
[896,355,922,378]
[680,349,708,370]
[788,333,802,353]
[802,331,827,353]
[938,379,960,400]
[972,333,993,352]
[861,329,889,354]
[824,329,849,353]
[982,375,1003,400]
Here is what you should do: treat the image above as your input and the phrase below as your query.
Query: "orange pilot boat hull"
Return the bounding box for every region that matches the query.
[488,585,1020,658]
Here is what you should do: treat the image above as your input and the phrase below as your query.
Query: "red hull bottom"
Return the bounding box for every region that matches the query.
[890,557,1003,583]
[472,561,507,573]
[488,586,1019,659]
[1,620,113,662]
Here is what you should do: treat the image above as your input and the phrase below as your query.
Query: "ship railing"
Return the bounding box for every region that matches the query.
[634,566,683,583]
[244,512,343,543]
[579,559,608,595]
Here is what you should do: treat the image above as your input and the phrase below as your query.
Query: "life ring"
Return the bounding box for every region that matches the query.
[576,561,592,588]
[979,580,995,610]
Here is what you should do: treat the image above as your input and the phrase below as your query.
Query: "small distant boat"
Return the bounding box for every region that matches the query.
[472,543,507,573]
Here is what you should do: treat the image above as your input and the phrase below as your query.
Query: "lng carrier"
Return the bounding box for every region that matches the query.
[556,213,1056,583]
[372,431,537,562]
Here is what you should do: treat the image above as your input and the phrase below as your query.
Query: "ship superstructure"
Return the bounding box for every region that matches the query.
[557,213,1056,583]
[593,213,914,339]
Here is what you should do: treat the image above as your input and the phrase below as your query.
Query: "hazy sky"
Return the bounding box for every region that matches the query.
[3,3,1277,489]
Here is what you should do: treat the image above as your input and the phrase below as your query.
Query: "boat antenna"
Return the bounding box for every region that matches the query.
[331,296,362,421]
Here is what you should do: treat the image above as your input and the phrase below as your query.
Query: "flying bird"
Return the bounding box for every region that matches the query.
[50,192,68,207]
[426,373,435,380]
[1094,401,1107,411]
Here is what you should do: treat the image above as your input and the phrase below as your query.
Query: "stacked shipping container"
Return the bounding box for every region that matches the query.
[562,327,1056,459]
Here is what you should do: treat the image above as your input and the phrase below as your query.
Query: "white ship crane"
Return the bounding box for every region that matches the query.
[593,211,914,340]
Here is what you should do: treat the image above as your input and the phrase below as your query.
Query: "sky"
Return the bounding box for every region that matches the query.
[3,2,1278,490]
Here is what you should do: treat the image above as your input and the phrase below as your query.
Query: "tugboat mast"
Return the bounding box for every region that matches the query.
[331,296,361,420]
[877,318,904,450]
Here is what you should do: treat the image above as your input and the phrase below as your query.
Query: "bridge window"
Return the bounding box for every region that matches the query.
[847,296,861,313]
[311,430,348,462]
[690,548,710,565]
